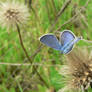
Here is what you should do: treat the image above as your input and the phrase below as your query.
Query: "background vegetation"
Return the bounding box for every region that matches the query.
[0,0,92,92]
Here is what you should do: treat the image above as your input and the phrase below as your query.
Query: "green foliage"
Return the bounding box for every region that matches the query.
[49,67,63,91]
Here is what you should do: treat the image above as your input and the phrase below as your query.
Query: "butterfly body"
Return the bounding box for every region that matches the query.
[40,30,82,54]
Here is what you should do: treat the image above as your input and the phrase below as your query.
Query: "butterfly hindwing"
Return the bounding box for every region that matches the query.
[62,37,82,54]
[40,34,61,50]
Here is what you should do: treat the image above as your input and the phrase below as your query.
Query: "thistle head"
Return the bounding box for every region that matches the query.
[59,47,92,92]
[0,1,30,30]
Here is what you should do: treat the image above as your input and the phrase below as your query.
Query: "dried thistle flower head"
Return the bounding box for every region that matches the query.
[0,1,30,29]
[59,47,92,92]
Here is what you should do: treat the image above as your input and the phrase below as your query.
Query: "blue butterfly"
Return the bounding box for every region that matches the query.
[39,30,82,54]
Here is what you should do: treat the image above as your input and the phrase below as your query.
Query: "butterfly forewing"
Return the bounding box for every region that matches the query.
[40,34,62,50]
[60,30,75,46]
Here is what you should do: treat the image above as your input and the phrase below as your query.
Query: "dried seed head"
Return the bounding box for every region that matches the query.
[59,47,92,92]
[0,1,30,30]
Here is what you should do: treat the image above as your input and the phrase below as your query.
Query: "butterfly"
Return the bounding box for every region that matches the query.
[39,30,82,54]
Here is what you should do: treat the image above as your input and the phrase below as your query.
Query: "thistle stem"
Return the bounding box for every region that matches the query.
[16,24,49,88]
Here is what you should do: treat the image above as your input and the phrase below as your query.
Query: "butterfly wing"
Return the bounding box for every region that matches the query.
[40,34,62,50]
[60,30,76,54]
[62,37,82,54]
[60,44,73,54]
[60,30,75,46]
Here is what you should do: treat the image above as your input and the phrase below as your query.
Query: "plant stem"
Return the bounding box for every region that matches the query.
[16,24,49,88]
